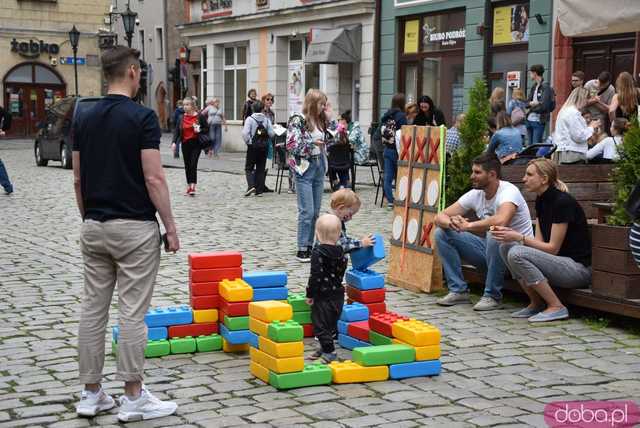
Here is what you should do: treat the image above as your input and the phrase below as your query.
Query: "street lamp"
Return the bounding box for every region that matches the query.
[121,3,137,48]
[68,25,80,96]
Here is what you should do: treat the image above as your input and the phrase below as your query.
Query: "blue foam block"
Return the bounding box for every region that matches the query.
[338,334,371,350]
[243,271,288,288]
[248,331,259,348]
[144,306,193,328]
[340,303,369,322]
[337,320,350,335]
[252,287,289,301]
[389,360,441,379]
[345,269,385,290]
[220,324,253,345]
[350,233,385,270]
[113,326,167,342]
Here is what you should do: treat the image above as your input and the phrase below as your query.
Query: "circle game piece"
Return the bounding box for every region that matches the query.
[392,216,403,240]
[407,218,419,243]
[411,178,422,204]
[398,176,408,201]
[427,180,439,207]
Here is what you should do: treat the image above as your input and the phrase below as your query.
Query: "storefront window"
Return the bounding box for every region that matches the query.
[422,11,466,53]
[223,45,248,120]
[404,64,418,104]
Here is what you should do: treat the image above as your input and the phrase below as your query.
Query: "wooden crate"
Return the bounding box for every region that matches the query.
[591,224,640,299]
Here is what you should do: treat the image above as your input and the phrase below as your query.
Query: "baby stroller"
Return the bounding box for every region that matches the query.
[327,136,352,191]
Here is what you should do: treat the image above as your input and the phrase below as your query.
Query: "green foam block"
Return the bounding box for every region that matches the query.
[196,334,222,352]
[268,364,332,389]
[352,344,415,366]
[369,330,393,346]
[169,336,197,354]
[224,315,250,331]
[268,320,304,343]
[292,311,311,325]
[145,340,171,358]
[287,292,310,312]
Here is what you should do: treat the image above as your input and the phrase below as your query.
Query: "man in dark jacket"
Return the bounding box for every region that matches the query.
[380,93,407,207]
[525,64,555,146]
[0,105,13,195]
[241,88,258,125]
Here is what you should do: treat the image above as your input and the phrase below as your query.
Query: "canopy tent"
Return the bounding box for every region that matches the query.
[557,0,640,37]
[305,25,362,64]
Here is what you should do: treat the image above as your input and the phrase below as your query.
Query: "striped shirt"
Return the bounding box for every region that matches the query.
[630,222,640,267]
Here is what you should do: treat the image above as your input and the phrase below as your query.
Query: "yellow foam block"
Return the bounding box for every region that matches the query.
[219,279,253,302]
[249,347,304,374]
[329,360,389,383]
[258,336,303,358]
[392,338,441,361]
[250,360,270,384]
[391,319,441,347]
[222,338,249,353]
[249,317,270,337]
[248,301,293,323]
[193,309,218,323]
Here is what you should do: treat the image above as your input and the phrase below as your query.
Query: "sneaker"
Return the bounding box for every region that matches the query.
[308,349,323,360]
[473,296,502,311]
[264,186,274,193]
[76,388,116,417]
[256,192,263,197]
[296,250,311,262]
[185,186,191,196]
[528,307,569,323]
[387,202,394,208]
[287,188,295,194]
[321,352,338,363]
[511,306,545,318]
[117,386,177,423]
[436,292,471,306]
[244,187,256,197]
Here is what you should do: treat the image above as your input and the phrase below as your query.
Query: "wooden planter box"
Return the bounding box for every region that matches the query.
[591,224,640,299]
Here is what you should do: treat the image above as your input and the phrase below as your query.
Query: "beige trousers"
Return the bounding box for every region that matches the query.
[78,219,160,384]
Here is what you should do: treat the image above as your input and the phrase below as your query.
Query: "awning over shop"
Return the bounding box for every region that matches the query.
[557,0,640,37]
[305,25,361,64]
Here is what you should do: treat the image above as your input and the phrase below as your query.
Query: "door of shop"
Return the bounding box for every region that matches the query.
[573,33,636,81]
[2,62,66,137]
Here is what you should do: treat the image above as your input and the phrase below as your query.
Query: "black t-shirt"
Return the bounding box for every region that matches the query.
[72,94,161,222]
[535,186,591,266]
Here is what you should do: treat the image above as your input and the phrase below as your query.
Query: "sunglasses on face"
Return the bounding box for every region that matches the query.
[265,98,273,101]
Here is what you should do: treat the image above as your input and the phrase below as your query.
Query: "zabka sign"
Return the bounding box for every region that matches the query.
[10,38,60,58]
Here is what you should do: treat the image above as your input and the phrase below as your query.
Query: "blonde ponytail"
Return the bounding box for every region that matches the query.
[528,158,568,192]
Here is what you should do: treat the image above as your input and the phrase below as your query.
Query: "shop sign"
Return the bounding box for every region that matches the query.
[421,11,466,52]
[424,27,465,47]
[288,62,304,116]
[404,20,419,54]
[493,4,529,45]
[10,38,60,58]
[60,57,86,65]
[507,71,521,88]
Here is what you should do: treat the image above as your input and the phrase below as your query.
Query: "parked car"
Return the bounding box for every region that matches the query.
[34,96,102,169]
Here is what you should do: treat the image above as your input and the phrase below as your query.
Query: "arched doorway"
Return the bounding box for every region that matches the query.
[3,62,66,137]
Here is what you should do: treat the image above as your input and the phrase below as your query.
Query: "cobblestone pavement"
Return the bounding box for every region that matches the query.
[1,139,639,428]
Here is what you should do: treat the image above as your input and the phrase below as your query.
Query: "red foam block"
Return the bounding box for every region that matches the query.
[303,323,314,337]
[168,322,219,338]
[347,320,370,342]
[189,282,220,297]
[347,300,387,316]
[188,251,243,270]
[219,299,249,317]
[346,286,386,303]
[190,294,221,310]
[369,312,410,337]
[189,267,243,283]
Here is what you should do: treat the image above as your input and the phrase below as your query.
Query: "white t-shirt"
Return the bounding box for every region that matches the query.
[527,83,541,122]
[310,127,324,156]
[458,180,533,236]
[587,136,622,161]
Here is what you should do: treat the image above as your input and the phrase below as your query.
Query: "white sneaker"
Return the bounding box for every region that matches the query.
[76,388,116,417]
[436,292,471,306]
[117,386,177,423]
[473,296,502,311]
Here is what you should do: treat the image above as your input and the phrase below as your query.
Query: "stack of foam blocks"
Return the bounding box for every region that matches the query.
[286,292,314,337]
[345,233,387,316]
[219,278,255,352]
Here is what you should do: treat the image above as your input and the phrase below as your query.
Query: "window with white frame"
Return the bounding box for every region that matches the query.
[155,27,164,60]
[223,45,247,121]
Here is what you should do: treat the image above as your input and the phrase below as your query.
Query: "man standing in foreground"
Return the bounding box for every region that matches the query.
[72,46,180,422]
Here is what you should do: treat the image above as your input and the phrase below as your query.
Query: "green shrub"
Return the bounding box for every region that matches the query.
[608,116,640,226]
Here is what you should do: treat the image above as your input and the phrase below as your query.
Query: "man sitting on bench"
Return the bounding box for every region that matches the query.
[434,153,533,311]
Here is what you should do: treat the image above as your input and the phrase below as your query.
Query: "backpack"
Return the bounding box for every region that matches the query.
[251,117,269,149]
[381,117,397,147]
[511,106,525,126]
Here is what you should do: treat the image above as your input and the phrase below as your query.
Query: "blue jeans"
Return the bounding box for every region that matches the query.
[526,120,545,146]
[434,227,506,300]
[383,147,398,204]
[209,124,222,155]
[0,159,13,194]
[295,158,326,251]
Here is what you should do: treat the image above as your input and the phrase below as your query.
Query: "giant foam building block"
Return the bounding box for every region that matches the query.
[145,306,193,328]
[389,360,441,379]
[338,334,371,350]
[189,282,220,297]
[190,294,220,309]
[391,319,441,347]
[113,326,168,342]
[248,331,259,348]
[220,300,250,317]
[169,336,197,354]
[220,324,254,345]
[190,267,243,284]
[350,233,385,270]
[302,324,314,337]
[243,271,287,288]
[392,338,441,361]
[345,269,385,290]
[249,347,304,374]
[287,292,310,312]
[188,251,242,269]
[249,317,270,337]
[196,334,222,352]
[369,330,393,346]
[193,309,218,324]
[223,315,249,331]
[248,301,293,323]
[292,311,311,325]
[369,312,410,337]
[346,287,386,304]
[258,336,304,358]
[329,360,389,383]
[168,322,218,338]
[250,360,270,383]
[143,340,171,358]
[340,303,369,322]
[267,320,304,343]
[268,364,332,390]
[351,301,386,315]
[337,320,349,335]
[222,338,249,353]
[347,320,370,342]
[252,287,289,301]
[219,279,253,302]
[352,344,415,366]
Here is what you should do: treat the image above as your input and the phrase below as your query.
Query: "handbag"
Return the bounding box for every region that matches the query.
[511,106,525,126]
[198,131,212,152]
[625,182,640,220]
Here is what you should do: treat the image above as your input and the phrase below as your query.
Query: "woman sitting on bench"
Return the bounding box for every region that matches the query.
[491,158,592,322]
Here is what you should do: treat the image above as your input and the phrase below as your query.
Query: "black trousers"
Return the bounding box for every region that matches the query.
[245,145,267,193]
[311,294,344,353]
[181,139,201,184]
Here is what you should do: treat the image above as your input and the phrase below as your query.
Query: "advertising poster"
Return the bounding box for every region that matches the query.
[404,20,419,54]
[493,4,529,44]
[288,61,304,116]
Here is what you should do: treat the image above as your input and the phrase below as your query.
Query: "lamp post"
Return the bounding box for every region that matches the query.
[68,25,80,96]
[121,3,137,48]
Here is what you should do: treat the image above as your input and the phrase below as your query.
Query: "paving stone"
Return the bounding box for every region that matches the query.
[247,408,301,423]
[466,414,516,426]
[297,402,359,420]
[341,415,387,427]
[13,404,67,418]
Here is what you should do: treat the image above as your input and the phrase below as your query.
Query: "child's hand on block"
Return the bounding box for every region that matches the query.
[361,234,376,247]
[306,298,314,306]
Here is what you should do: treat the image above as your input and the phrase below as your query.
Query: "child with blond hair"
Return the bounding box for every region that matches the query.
[329,189,375,253]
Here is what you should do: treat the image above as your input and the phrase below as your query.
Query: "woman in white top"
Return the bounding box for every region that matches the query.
[587,117,628,163]
[554,87,600,164]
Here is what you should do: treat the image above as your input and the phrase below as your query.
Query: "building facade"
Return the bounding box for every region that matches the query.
[179,0,375,152]
[1,0,110,136]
